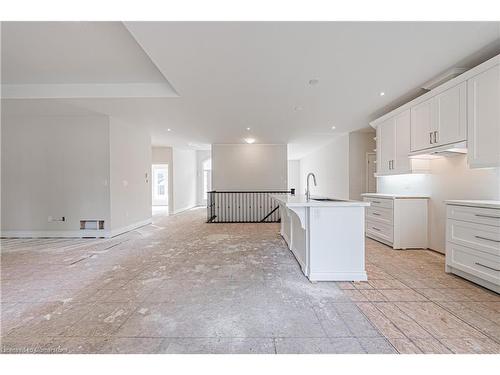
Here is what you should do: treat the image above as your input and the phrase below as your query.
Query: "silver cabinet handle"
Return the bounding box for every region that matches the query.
[372,212,381,216]
[474,262,500,272]
[429,132,433,144]
[475,214,500,219]
[372,201,381,204]
[475,235,500,243]
[372,227,381,231]
[434,131,438,144]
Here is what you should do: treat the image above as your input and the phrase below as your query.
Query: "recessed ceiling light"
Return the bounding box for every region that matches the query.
[245,138,256,144]
[294,105,303,111]
[331,126,336,130]
[246,127,251,131]
[167,128,171,132]
[379,92,385,96]
[309,79,319,86]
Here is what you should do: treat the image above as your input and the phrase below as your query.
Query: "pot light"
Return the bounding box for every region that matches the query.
[246,127,251,131]
[331,126,336,130]
[379,92,385,96]
[167,128,172,132]
[245,138,256,144]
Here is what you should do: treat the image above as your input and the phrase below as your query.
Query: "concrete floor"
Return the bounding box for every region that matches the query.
[1,207,499,354]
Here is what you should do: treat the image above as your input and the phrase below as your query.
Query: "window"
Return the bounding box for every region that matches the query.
[152,165,168,205]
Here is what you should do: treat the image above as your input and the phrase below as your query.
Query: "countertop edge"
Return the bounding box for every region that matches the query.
[444,200,500,209]
[361,193,430,199]
[270,194,370,207]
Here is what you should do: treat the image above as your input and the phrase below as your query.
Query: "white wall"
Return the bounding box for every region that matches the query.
[1,114,153,237]
[172,148,197,214]
[299,135,350,199]
[1,114,111,236]
[212,144,287,191]
[152,146,172,165]
[109,118,152,236]
[349,131,376,200]
[196,149,211,205]
[287,160,300,192]
[152,146,173,208]
[377,155,500,253]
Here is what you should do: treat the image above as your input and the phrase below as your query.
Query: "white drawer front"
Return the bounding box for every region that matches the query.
[447,220,500,257]
[363,197,393,210]
[366,219,393,243]
[447,242,500,286]
[447,205,500,227]
[366,206,393,225]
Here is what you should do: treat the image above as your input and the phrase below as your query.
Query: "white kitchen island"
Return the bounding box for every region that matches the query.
[270,194,370,282]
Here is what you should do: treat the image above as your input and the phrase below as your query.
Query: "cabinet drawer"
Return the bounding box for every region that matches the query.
[366,206,393,225]
[447,242,500,286]
[363,197,393,210]
[447,220,500,257]
[447,205,500,227]
[366,219,393,243]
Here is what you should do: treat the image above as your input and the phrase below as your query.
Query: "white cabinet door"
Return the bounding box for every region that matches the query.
[410,99,433,151]
[435,81,467,146]
[378,118,395,174]
[467,64,500,168]
[393,109,411,174]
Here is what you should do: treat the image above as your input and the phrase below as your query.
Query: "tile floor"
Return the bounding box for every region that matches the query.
[1,208,499,354]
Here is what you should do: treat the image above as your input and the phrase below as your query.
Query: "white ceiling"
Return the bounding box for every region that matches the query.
[2,21,500,158]
[1,22,167,84]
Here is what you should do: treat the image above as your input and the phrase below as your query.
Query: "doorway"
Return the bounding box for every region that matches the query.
[365,153,377,193]
[202,158,212,205]
[152,164,168,207]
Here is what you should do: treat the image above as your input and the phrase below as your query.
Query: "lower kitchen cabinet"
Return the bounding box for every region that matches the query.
[445,200,500,293]
[362,194,429,250]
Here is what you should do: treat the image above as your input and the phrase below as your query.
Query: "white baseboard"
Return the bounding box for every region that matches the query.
[308,271,368,282]
[1,229,107,238]
[109,218,152,238]
[1,218,152,239]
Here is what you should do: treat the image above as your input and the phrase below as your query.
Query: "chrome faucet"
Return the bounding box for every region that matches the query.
[305,172,317,201]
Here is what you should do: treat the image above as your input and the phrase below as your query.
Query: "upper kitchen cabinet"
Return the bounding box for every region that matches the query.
[410,98,434,152]
[436,81,467,145]
[410,82,467,153]
[467,64,500,168]
[375,109,428,176]
[393,110,412,174]
[377,117,395,175]
[371,53,500,171]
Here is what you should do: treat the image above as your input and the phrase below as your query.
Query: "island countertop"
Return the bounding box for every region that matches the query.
[270,194,370,207]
